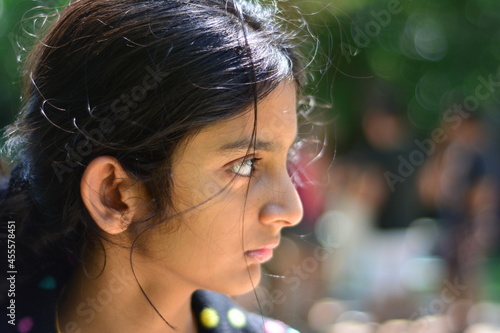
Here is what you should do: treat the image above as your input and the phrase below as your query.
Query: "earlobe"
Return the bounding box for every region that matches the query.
[80,156,142,235]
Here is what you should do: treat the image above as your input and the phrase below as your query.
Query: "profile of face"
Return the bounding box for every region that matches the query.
[148,83,302,294]
[119,81,303,295]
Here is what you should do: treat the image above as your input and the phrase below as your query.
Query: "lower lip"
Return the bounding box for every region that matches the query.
[245,248,274,263]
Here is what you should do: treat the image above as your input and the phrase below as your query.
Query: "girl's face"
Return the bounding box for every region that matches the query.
[139,82,303,295]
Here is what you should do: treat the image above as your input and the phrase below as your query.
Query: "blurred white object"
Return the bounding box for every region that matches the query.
[465,323,500,333]
[328,321,376,333]
[467,302,500,328]
[408,315,449,333]
[307,298,347,332]
[375,319,410,333]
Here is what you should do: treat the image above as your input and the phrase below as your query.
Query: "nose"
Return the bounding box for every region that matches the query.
[259,170,303,227]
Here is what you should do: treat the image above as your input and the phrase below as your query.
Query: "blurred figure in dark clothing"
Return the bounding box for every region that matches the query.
[349,85,424,230]
[418,113,498,332]
[317,85,428,321]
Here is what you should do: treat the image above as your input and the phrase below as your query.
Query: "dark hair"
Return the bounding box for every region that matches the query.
[0,0,305,301]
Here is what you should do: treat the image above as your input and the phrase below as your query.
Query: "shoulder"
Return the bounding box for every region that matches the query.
[191,290,300,333]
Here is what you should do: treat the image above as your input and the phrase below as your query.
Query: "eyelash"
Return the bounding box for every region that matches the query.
[229,157,262,177]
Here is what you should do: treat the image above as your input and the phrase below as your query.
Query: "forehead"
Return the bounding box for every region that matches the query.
[193,82,298,152]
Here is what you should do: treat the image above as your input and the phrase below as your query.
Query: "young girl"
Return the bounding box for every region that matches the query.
[0,0,307,331]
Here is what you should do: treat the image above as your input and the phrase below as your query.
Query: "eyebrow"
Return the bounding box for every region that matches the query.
[218,138,281,153]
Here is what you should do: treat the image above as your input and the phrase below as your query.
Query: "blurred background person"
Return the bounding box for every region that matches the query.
[418,112,499,332]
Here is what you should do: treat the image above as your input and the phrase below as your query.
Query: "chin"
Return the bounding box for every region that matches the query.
[212,264,262,296]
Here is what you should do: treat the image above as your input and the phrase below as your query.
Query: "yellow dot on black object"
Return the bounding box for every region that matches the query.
[227,308,247,328]
[200,308,220,328]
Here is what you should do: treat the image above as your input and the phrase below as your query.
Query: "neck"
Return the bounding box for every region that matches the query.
[58,245,197,333]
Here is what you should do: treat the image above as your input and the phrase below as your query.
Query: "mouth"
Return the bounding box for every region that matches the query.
[244,241,279,264]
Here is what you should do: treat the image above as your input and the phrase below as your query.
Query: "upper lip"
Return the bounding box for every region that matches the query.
[246,239,280,252]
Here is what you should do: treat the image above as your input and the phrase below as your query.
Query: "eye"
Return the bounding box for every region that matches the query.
[229,158,261,177]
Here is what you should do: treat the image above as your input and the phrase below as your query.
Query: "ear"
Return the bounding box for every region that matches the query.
[80,156,149,235]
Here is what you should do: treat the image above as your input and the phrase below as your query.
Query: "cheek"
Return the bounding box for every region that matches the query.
[173,195,246,245]
[169,172,259,252]
[190,182,222,207]
[172,174,226,212]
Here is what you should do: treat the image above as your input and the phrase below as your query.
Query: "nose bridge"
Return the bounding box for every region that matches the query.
[265,168,304,226]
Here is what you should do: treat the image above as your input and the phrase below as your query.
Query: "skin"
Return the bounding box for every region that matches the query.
[58,81,303,332]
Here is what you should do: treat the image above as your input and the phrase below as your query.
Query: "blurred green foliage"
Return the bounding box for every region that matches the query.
[1,0,500,150]
[301,0,500,150]
[0,0,69,132]
[0,0,33,128]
